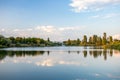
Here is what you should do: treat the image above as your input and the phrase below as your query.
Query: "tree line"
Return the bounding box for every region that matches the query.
[63,33,120,50]
[63,33,112,46]
[0,33,120,50]
[0,35,62,47]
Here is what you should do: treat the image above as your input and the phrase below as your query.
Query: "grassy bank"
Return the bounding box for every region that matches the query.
[102,42,120,50]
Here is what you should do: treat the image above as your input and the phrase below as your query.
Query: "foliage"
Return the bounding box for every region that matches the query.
[0,36,62,47]
[0,33,120,50]
[63,33,120,50]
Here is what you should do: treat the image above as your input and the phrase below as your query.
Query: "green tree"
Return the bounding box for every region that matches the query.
[9,37,15,44]
[103,32,107,39]
[36,39,40,46]
[67,39,71,45]
[0,38,11,47]
[47,37,50,42]
[82,35,87,45]
[77,38,81,45]
[102,38,106,45]
[0,35,4,39]
[109,36,113,44]
[93,35,97,44]
[89,37,92,44]
[102,33,107,45]
[96,37,102,45]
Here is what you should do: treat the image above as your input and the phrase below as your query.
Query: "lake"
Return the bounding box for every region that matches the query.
[0,46,120,80]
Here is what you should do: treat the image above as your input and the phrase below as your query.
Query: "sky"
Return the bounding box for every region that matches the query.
[0,0,120,41]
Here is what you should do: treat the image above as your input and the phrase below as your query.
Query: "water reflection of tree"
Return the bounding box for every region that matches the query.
[68,51,80,54]
[83,51,87,58]
[67,49,115,60]
[103,49,107,60]
[110,49,113,57]
[81,49,115,60]
[77,51,80,54]
[47,51,50,56]
[89,49,114,60]
[0,50,45,60]
[90,50,102,58]
[0,49,118,61]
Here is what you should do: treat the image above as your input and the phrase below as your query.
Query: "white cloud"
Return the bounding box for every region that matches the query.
[13,29,20,32]
[113,34,120,39]
[75,78,87,80]
[91,73,101,77]
[59,60,80,65]
[1,29,5,32]
[91,13,120,19]
[35,25,56,33]
[13,59,19,63]
[0,60,5,64]
[95,73,100,77]
[103,13,120,19]
[69,0,120,13]
[58,26,81,31]
[91,15,101,18]
[0,25,85,41]
[26,61,32,64]
[107,74,120,78]
[35,59,54,67]
[0,28,5,32]
[35,59,87,67]
[59,27,75,31]
[27,28,33,31]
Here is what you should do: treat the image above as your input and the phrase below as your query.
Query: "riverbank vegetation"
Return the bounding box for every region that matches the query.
[0,35,62,47]
[0,33,120,50]
[103,40,120,50]
[63,33,120,50]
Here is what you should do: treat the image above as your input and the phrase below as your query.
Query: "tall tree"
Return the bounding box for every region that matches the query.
[103,32,107,39]
[97,37,102,45]
[47,37,50,42]
[0,35,4,39]
[92,35,97,44]
[9,37,15,44]
[77,38,81,45]
[89,37,92,44]
[109,36,113,44]
[67,39,71,45]
[82,35,87,45]
[102,32,107,45]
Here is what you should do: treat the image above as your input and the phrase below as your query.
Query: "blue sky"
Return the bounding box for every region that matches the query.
[0,0,120,41]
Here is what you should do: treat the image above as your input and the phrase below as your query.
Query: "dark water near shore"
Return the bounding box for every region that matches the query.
[0,46,120,80]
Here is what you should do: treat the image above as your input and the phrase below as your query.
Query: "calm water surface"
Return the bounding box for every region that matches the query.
[0,46,120,80]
